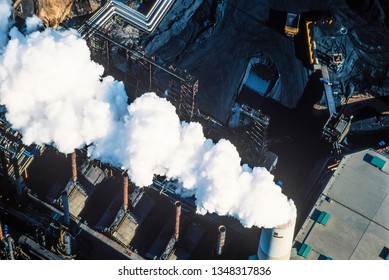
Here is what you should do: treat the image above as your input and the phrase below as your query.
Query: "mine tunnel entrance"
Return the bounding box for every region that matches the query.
[236,54,280,108]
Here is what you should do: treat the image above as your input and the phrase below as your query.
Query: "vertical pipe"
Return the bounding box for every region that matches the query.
[13,158,23,195]
[61,191,70,227]
[0,221,3,240]
[71,151,77,183]
[40,231,46,248]
[174,201,181,240]
[16,176,23,195]
[0,151,9,182]
[216,225,226,255]
[7,237,14,260]
[123,173,129,211]
[64,233,71,256]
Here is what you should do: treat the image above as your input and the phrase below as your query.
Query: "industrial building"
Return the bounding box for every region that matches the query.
[78,3,276,171]
[0,110,45,196]
[8,0,389,262]
[58,152,88,220]
[292,149,389,260]
[107,173,155,248]
[80,158,108,186]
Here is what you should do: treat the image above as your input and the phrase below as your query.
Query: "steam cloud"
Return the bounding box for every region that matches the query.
[0,6,296,228]
[0,0,12,50]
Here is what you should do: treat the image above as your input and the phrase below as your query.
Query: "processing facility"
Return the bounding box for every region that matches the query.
[292,148,389,260]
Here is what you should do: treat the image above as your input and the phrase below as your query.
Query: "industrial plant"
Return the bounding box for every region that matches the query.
[0,0,389,261]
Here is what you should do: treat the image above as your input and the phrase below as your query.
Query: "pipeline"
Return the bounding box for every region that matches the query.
[61,191,71,227]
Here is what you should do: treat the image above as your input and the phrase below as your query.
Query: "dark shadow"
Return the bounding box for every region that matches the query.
[318,254,332,260]
[236,86,266,109]
[362,153,374,163]
[351,106,379,121]
[266,9,287,35]
[346,0,374,13]
[292,240,302,250]
[346,0,381,23]
[310,208,321,221]
[379,246,389,259]
[297,70,324,113]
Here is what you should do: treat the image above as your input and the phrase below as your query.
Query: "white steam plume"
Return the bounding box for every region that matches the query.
[0,0,13,51]
[0,8,296,228]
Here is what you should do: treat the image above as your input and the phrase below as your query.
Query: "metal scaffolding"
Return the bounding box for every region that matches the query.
[82,21,269,167]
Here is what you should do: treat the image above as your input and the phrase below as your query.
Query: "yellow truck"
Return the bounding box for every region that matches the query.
[284,13,301,38]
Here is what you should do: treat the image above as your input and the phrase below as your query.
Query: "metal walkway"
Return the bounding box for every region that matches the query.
[78,0,175,36]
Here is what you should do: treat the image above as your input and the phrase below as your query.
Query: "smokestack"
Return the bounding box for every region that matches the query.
[61,191,70,227]
[0,221,3,240]
[174,201,181,240]
[257,218,296,260]
[216,225,226,255]
[71,151,77,183]
[123,173,129,211]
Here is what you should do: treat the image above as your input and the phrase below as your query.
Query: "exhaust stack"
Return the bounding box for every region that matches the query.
[71,151,77,183]
[123,173,129,211]
[216,225,226,255]
[257,218,296,260]
[174,201,181,240]
[61,191,71,227]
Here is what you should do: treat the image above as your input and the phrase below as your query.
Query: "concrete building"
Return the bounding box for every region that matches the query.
[292,149,389,260]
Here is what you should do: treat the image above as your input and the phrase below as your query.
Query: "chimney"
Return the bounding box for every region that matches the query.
[71,151,77,183]
[0,221,3,240]
[216,225,226,255]
[257,218,296,260]
[123,173,129,211]
[61,191,71,227]
[174,201,181,240]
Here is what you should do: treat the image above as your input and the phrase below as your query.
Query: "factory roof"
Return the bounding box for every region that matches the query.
[292,148,389,260]
[112,212,138,247]
[80,159,107,185]
[66,182,88,218]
